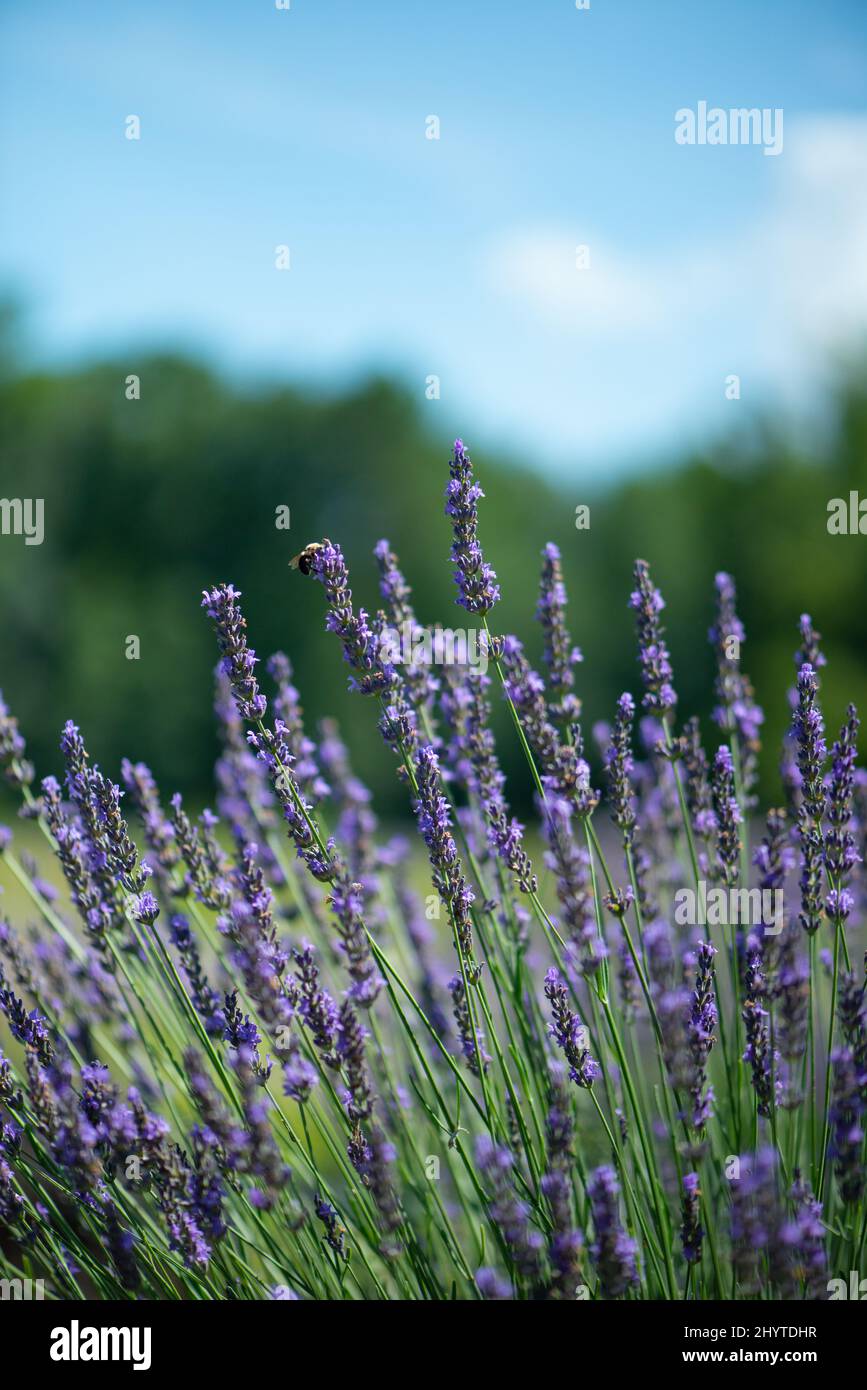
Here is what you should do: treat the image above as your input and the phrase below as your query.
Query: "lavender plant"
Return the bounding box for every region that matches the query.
[0,438,865,1302]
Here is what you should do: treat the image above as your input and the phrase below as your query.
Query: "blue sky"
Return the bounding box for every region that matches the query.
[2,0,867,475]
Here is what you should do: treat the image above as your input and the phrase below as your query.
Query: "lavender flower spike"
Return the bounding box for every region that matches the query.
[680,1172,703,1264]
[543,967,600,1089]
[445,438,500,615]
[711,745,741,887]
[629,559,676,714]
[685,940,718,1131]
[413,744,479,979]
[824,704,860,930]
[201,584,267,721]
[587,1164,639,1297]
[709,571,763,795]
[0,690,34,789]
[536,543,582,726]
[541,1062,584,1298]
[307,540,394,696]
[307,540,420,764]
[605,693,636,843]
[475,1135,544,1285]
[730,1148,808,1297]
[449,973,490,1076]
[793,663,826,934]
[828,1046,864,1204]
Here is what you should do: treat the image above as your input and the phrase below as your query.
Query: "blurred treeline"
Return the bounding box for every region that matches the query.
[1,335,866,818]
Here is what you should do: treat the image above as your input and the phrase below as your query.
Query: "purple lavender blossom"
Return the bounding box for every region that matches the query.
[169,793,231,910]
[605,693,637,842]
[710,745,742,887]
[413,744,478,978]
[307,541,423,771]
[327,869,384,1007]
[293,943,341,1068]
[742,934,776,1118]
[785,1172,827,1299]
[773,928,810,1109]
[796,614,826,677]
[681,717,716,874]
[476,1135,544,1285]
[201,584,267,721]
[446,671,536,893]
[448,972,490,1076]
[268,652,328,800]
[349,1108,402,1256]
[838,969,867,1105]
[314,1195,347,1260]
[282,1037,319,1105]
[88,769,152,895]
[824,704,860,930]
[228,1044,290,1211]
[246,723,336,883]
[445,439,500,615]
[133,890,159,926]
[587,1164,638,1297]
[56,728,130,939]
[317,717,379,900]
[543,967,600,1088]
[536,543,582,726]
[217,842,297,1049]
[680,1172,703,1264]
[646,924,717,1131]
[629,560,676,714]
[502,635,598,813]
[373,539,439,710]
[828,1045,864,1204]
[336,1000,373,1135]
[307,540,394,696]
[0,690,34,789]
[709,572,763,795]
[121,759,180,889]
[793,664,827,934]
[730,1148,811,1297]
[686,942,718,1128]
[392,859,452,1053]
[542,1061,584,1297]
[540,798,603,976]
[220,996,260,1057]
[0,965,52,1063]
[753,806,793,903]
[475,1266,512,1300]
[169,915,223,1036]
[101,1198,141,1292]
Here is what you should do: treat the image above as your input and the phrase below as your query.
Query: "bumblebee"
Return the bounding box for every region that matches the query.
[289,540,328,577]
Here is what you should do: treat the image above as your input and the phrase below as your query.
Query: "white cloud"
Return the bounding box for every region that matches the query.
[761,116,867,352]
[486,115,867,354]
[475,117,867,462]
[486,231,665,336]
